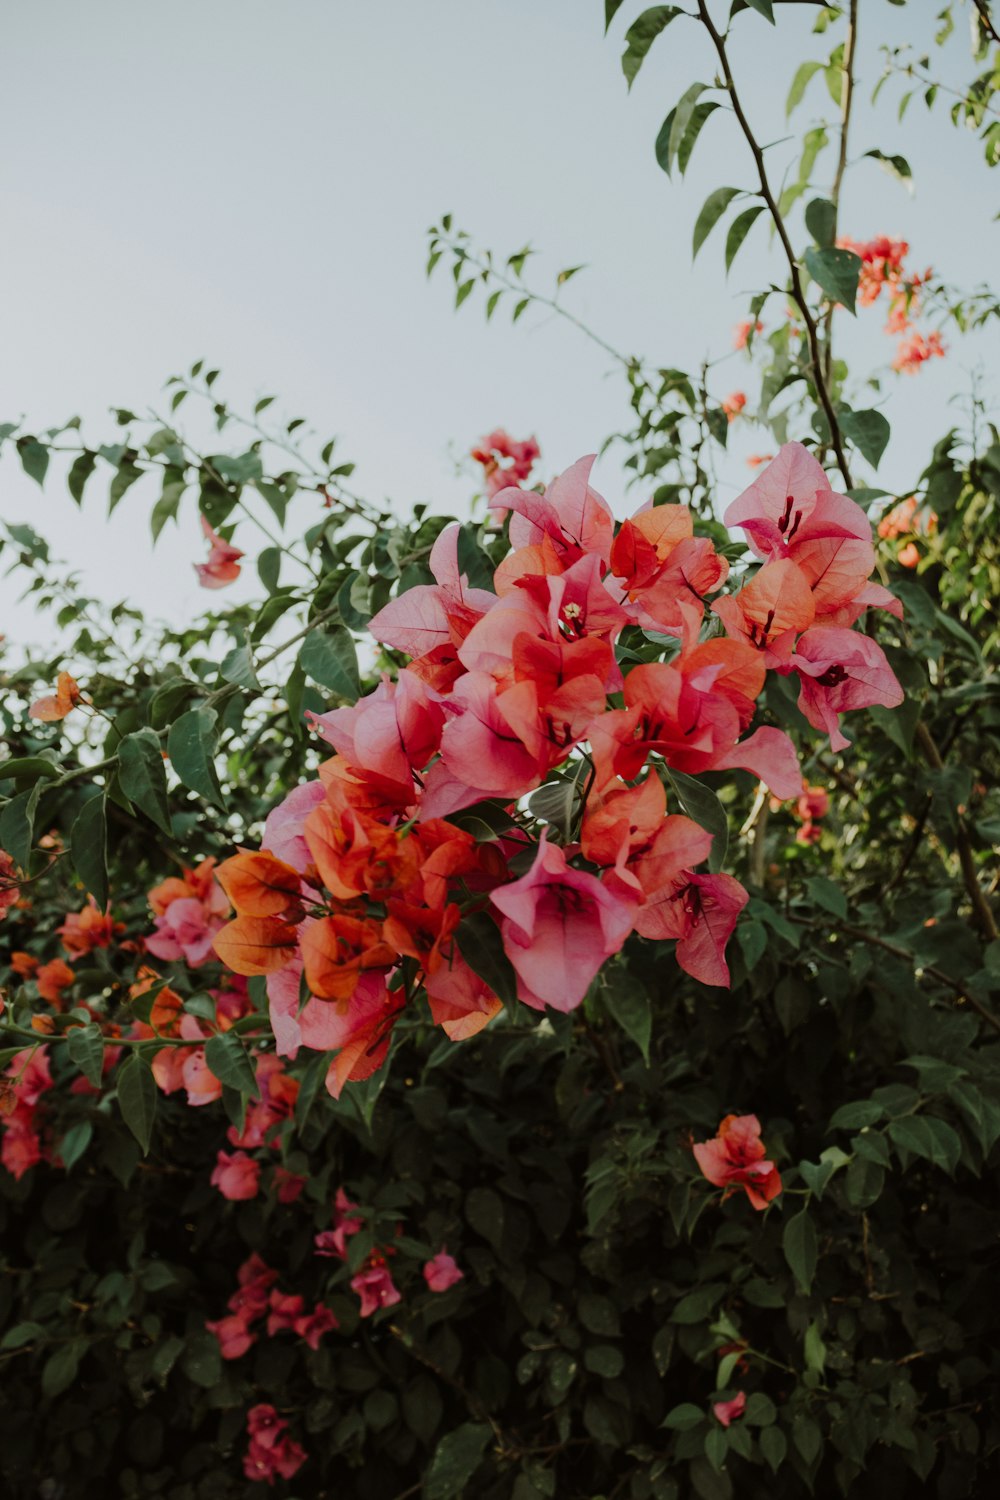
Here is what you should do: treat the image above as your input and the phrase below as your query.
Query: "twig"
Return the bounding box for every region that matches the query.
[695,0,853,488]
[823,0,858,387]
[914,721,997,941]
[972,0,1000,47]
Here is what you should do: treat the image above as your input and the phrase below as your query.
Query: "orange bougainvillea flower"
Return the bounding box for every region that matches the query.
[216,850,303,919]
[212,915,300,976]
[28,671,82,722]
[58,899,119,957]
[11,951,39,978]
[300,915,396,1005]
[130,966,184,1036]
[36,957,75,1006]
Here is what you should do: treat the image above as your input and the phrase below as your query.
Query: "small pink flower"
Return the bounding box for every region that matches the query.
[293,1302,339,1349]
[351,1262,402,1318]
[314,1187,363,1258]
[266,1289,305,1335]
[693,1115,782,1211]
[713,1391,747,1427]
[195,514,244,589]
[205,1312,256,1360]
[210,1149,261,1201]
[273,1166,307,1204]
[243,1405,306,1485]
[423,1251,464,1293]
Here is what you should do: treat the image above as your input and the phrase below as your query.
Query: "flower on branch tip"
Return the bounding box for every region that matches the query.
[195,514,244,589]
[28,671,82,722]
[423,1249,464,1292]
[713,1391,747,1427]
[693,1114,782,1211]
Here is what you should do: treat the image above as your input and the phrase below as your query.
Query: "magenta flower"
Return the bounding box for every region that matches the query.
[793,626,903,750]
[210,1149,261,1202]
[351,1263,402,1318]
[423,1250,465,1293]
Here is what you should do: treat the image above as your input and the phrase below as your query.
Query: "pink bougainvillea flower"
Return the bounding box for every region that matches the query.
[194,514,244,589]
[314,1186,364,1259]
[58,898,119,957]
[793,626,903,751]
[0,852,21,920]
[424,950,503,1040]
[226,1253,278,1321]
[712,557,815,664]
[351,1262,402,1318]
[713,1392,747,1427]
[471,427,540,501]
[266,1288,306,1336]
[490,833,636,1012]
[693,1114,782,1210]
[490,454,614,590]
[272,1166,307,1204]
[210,1149,261,1201]
[265,967,403,1099]
[243,1405,307,1486]
[423,1250,465,1293]
[293,1302,339,1349]
[309,669,445,796]
[28,670,82,722]
[368,523,496,688]
[261,780,327,873]
[205,1311,257,1360]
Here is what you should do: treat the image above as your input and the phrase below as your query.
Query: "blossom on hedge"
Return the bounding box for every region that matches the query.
[351,1260,402,1317]
[146,858,229,967]
[272,1165,306,1203]
[713,1391,747,1426]
[314,1187,363,1258]
[195,514,244,589]
[36,957,75,1007]
[243,1404,306,1486]
[11,951,38,977]
[424,1250,464,1292]
[892,329,945,374]
[28,671,82,722]
[471,427,540,502]
[205,1311,257,1360]
[1,1047,54,1180]
[210,1148,261,1200]
[693,1114,782,1210]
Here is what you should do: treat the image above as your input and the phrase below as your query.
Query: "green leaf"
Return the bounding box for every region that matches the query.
[42,1341,85,1398]
[863,148,913,191]
[804,246,862,315]
[602,968,652,1063]
[17,438,49,487]
[578,1294,621,1337]
[67,1023,105,1089]
[456,525,495,591]
[299,626,360,699]
[220,638,260,690]
[760,1425,787,1471]
[663,1403,707,1430]
[621,6,683,89]
[725,205,764,272]
[424,1423,493,1500]
[0,755,61,784]
[455,911,518,1009]
[67,450,97,504]
[888,1115,962,1175]
[743,0,775,21]
[839,407,890,469]
[204,1030,260,1098]
[805,196,836,248]
[1,1321,45,1350]
[665,82,708,176]
[783,1207,818,1293]
[664,768,728,871]
[829,1099,884,1130]
[693,187,742,260]
[786,59,823,117]
[676,101,721,176]
[117,1054,157,1154]
[605,0,626,30]
[71,793,108,908]
[257,546,281,594]
[59,1119,93,1171]
[0,783,43,869]
[118,728,172,835]
[108,459,144,513]
[167,708,224,808]
[806,875,847,920]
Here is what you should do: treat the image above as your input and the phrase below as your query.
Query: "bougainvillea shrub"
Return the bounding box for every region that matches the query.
[2,3,999,1497]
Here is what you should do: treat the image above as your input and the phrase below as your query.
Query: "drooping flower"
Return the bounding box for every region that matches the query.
[28,671,82,722]
[693,1114,782,1210]
[793,627,903,751]
[471,428,541,501]
[490,833,636,1012]
[194,514,244,589]
[713,1392,747,1427]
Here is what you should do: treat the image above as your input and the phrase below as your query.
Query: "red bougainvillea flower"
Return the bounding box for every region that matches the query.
[722,391,747,422]
[471,427,540,501]
[837,234,910,306]
[0,852,19,919]
[243,1405,306,1486]
[693,1114,782,1210]
[293,1302,339,1349]
[713,1392,747,1427]
[194,514,244,589]
[490,833,636,1012]
[351,1262,402,1318]
[733,319,763,349]
[210,1149,261,1201]
[424,1250,464,1292]
[28,670,82,722]
[205,1311,257,1360]
[793,626,903,751]
[892,330,945,374]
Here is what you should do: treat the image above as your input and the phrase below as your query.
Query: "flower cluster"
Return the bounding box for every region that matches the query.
[146,858,229,966]
[207,445,901,1093]
[877,494,938,568]
[206,1252,337,1360]
[0,1047,54,1179]
[837,233,943,373]
[243,1403,306,1486]
[471,427,540,500]
[0,851,20,919]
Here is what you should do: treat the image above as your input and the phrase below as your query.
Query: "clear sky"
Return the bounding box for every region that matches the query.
[2,0,996,650]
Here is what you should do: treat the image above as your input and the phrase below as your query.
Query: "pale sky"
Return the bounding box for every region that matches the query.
[2,0,996,651]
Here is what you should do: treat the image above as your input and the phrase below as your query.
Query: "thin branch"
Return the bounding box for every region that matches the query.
[972,0,1000,47]
[914,721,998,941]
[823,0,859,386]
[695,0,853,488]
